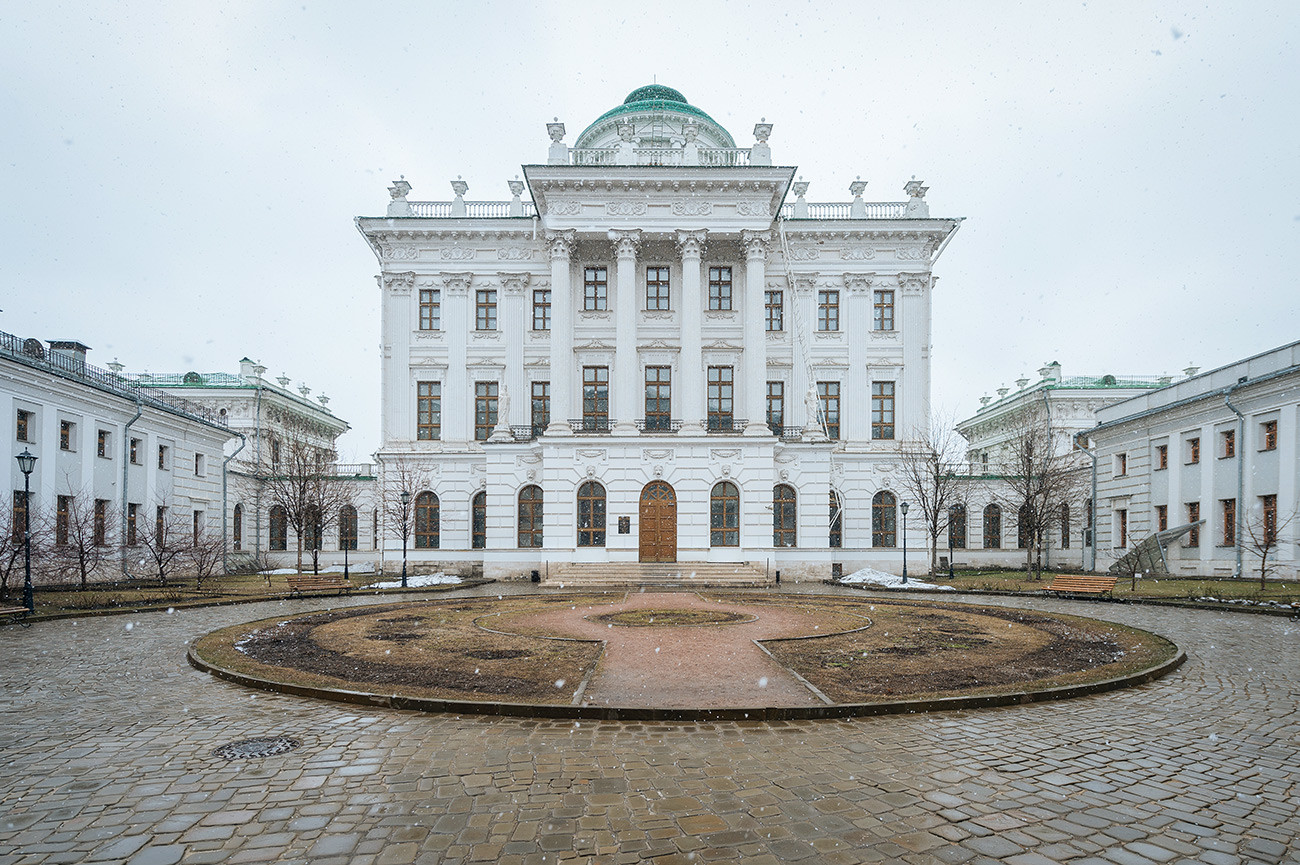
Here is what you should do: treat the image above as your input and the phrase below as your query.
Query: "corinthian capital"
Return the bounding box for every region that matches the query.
[546,229,576,262]
[382,271,416,293]
[608,229,642,259]
[741,230,770,260]
[676,229,707,260]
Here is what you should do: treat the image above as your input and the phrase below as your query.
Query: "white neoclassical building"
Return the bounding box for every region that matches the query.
[358,85,961,580]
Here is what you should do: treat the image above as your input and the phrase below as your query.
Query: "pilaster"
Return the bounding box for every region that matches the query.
[678,230,707,432]
[741,230,771,436]
[611,230,641,435]
[843,273,875,442]
[381,272,415,444]
[442,274,472,442]
[898,272,929,441]
[545,231,576,436]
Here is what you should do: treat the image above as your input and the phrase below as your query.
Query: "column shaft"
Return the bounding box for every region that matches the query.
[612,231,640,434]
[443,276,470,442]
[742,232,769,436]
[546,232,575,436]
[678,231,706,431]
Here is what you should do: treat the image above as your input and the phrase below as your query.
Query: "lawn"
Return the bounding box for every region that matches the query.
[936,569,1300,605]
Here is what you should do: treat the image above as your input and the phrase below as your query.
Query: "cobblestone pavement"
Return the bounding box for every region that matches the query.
[2,584,1298,864]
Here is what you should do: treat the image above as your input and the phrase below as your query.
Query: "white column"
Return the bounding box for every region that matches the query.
[611,230,640,435]
[678,230,707,432]
[742,231,770,436]
[545,231,576,436]
[844,274,872,442]
[899,272,928,442]
[491,273,529,441]
[443,274,471,443]
[380,272,414,444]
[791,275,816,434]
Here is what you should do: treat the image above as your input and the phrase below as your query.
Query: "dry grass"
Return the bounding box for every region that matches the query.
[938,570,1300,604]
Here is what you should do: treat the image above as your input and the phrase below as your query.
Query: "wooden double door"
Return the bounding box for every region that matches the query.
[638,481,677,563]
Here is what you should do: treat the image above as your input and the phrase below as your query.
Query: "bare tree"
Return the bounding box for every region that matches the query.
[0,493,50,602]
[1243,500,1297,589]
[51,489,116,588]
[380,460,431,577]
[187,516,227,589]
[135,501,192,586]
[257,420,351,575]
[995,407,1089,580]
[896,417,972,575]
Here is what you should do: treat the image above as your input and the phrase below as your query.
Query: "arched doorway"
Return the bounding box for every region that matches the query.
[639,481,677,562]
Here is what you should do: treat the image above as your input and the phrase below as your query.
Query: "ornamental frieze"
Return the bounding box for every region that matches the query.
[787,247,819,261]
[840,247,876,261]
[497,247,535,261]
[606,201,648,216]
[736,200,770,217]
[671,200,713,216]
[548,200,582,215]
[439,247,476,261]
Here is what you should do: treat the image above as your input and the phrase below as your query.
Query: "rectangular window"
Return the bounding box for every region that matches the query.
[1221,498,1236,546]
[193,510,204,541]
[417,381,442,440]
[418,288,440,330]
[532,288,552,331]
[1155,443,1168,470]
[1187,502,1200,547]
[1262,494,1278,546]
[817,290,840,331]
[707,366,734,431]
[156,506,166,546]
[130,438,141,465]
[708,266,733,311]
[158,445,169,470]
[474,381,499,441]
[1115,453,1127,476]
[765,290,784,331]
[60,420,74,451]
[531,381,550,437]
[16,409,31,442]
[194,453,205,477]
[12,490,28,545]
[127,503,139,546]
[873,290,895,331]
[97,429,110,458]
[1187,437,1200,464]
[583,267,608,311]
[1221,429,1236,459]
[475,289,497,331]
[646,266,671,311]
[1156,504,1168,532]
[818,381,841,440]
[56,495,70,545]
[582,367,610,430]
[1117,509,1128,548]
[766,381,784,435]
[644,366,671,431]
[1262,419,1278,451]
[871,381,896,440]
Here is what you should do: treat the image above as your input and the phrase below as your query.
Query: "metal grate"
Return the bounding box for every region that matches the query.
[211,737,300,760]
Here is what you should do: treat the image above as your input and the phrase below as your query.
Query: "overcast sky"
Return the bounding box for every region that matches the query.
[3,2,1297,457]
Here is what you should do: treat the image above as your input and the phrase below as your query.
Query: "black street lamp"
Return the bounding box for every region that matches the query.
[16,449,37,613]
[400,490,410,589]
[947,515,955,580]
[900,500,910,586]
[342,517,350,581]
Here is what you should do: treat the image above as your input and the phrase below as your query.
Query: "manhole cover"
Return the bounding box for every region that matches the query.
[212,737,300,760]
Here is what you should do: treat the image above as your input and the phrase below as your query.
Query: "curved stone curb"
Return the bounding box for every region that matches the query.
[187,615,1187,723]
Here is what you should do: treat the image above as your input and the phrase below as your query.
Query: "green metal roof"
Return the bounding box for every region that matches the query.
[1047,375,1167,390]
[577,84,735,148]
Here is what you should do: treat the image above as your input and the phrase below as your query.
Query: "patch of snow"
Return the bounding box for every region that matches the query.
[367,572,462,589]
[838,566,954,591]
[266,562,375,575]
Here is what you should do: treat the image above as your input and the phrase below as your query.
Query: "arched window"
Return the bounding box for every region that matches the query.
[984,504,1002,548]
[269,505,287,551]
[577,481,606,547]
[773,484,797,547]
[1018,505,1032,549]
[302,505,322,551]
[829,490,843,549]
[471,491,487,549]
[414,492,439,549]
[518,485,544,548]
[339,504,358,551]
[1060,503,1071,549]
[710,481,739,547]
[948,504,967,549]
[872,491,897,548]
[232,503,243,551]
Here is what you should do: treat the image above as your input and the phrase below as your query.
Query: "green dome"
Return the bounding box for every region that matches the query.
[575,84,736,149]
[623,85,688,104]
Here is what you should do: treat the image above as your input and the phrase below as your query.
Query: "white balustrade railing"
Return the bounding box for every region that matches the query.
[408,200,537,218]
[569,147,752,167]
[402,198,911,220]
[779,201,908,219]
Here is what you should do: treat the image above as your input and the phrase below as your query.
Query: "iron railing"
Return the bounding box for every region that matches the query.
[569,417,615,434]
[706,417,747,434]
[636,418,683,433]
[0,329,228,428]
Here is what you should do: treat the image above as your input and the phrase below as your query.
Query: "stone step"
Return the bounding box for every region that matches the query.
[544,562,774,588]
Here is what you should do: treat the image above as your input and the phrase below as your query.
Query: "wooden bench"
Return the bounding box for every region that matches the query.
[1047,574,1118,598]
[285,574,353,597]
[0,605,32,626]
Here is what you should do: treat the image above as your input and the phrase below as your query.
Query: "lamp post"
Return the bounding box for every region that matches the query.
[900,500,910,585]
[947,516,955,580]
[16,449,37,613]
[400,489,410,589]
[342,516,350,581]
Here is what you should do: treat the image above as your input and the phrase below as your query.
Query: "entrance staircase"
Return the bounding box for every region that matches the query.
[543,561,773,589]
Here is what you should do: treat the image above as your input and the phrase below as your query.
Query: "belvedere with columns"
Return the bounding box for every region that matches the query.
[357,86,961,579]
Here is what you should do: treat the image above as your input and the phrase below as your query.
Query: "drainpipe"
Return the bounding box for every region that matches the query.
[1041,388,1052,570]
[221,432,247,574]
[1074,432,1098,572]
[1224,380,1248,579]
[253,376,265,559]
[120,395,143,577]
